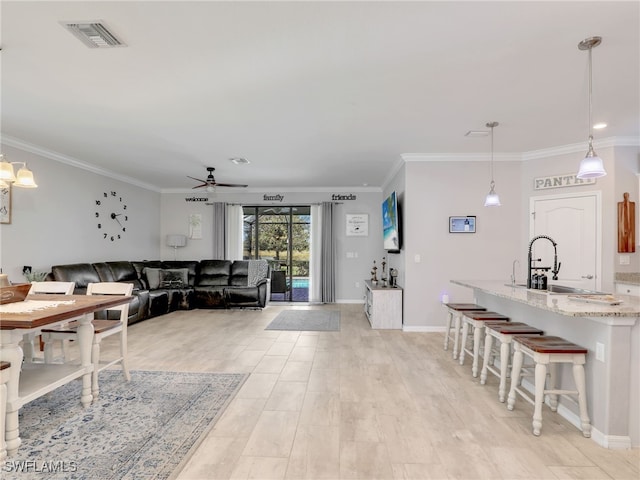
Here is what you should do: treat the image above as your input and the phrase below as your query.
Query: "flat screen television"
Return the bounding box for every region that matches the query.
[382,191,401,253]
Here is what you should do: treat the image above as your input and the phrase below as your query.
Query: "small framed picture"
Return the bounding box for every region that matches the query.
[449,216,476,233]
[0,184,11,224]
[346,213,368,236]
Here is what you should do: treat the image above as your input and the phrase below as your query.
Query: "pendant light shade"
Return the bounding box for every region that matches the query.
[577,36,606,179]
[484,121,501,207]
[0,154,39,188]
[15,165,38,188]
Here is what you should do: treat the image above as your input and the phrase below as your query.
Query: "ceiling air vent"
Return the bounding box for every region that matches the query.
[61,21,126,48]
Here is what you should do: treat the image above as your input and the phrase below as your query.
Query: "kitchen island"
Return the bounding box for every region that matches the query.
[452,280,639,449]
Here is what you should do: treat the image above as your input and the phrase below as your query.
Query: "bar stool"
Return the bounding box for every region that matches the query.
[443,303,486,359]
[459,311,509,377]
[480,322,544,402]
[507,336,591,437]
[0,361,11,461]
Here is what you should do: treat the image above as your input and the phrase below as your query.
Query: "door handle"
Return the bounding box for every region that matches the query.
[581,275,594,279]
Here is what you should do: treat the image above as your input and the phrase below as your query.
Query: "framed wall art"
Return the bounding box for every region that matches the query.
[0,184,11,224]
[346,213,368,236]
[449,215,475,233]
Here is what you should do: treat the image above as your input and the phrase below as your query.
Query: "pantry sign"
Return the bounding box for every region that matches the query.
[533,174,596,190]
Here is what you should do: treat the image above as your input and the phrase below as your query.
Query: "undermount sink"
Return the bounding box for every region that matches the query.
[504,283,609,295]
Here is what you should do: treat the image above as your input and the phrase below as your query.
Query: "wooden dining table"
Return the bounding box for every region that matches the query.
[0,293,131,457]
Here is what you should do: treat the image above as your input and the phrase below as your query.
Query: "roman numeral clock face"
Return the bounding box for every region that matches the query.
[95,191,128,241]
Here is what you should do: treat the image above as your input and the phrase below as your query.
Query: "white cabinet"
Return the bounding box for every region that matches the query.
[615,282,640,296]
[364,280,402,329]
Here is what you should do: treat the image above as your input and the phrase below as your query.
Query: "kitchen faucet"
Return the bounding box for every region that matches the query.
[527,235,561,289]
[511,259,520,285]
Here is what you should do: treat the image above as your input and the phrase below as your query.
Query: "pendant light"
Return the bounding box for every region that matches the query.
[0,154,38,188]
[484,121,501,207]
[577,36,606,179]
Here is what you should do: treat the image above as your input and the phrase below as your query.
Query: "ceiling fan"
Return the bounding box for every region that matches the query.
[188,167,248,192]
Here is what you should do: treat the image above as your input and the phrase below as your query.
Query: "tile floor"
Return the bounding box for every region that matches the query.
[97,304,639,479]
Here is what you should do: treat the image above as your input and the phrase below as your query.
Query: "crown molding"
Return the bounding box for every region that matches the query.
[1,135,161,192]
[401,136,638,163]
[521,136,640,161]
[401,152,520,162]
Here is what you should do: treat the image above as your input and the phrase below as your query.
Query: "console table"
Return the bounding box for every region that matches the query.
[364,280,402,329]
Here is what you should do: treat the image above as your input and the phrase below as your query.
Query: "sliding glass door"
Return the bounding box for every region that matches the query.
[243,206,310,302]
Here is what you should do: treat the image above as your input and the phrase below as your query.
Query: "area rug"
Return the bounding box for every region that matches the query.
[265,309,340,331]
[4,370,248,480]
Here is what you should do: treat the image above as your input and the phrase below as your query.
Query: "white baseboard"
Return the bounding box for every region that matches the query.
[335,299,365,304]
[402,326,446,333]
[518,378,632,449]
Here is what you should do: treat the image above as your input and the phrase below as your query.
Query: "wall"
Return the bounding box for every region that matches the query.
[160,189,383,302]
[398,159,522,329]
[0,144,161,283]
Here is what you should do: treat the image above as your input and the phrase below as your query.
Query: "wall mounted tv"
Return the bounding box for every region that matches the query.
[382,191,401,253]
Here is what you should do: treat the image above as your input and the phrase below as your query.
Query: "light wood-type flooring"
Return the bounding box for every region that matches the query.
[95,304,638,479]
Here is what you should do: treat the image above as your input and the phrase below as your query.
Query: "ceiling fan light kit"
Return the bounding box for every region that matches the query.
[577,36,607,179]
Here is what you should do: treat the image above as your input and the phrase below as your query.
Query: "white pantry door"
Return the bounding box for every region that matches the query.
[530,191,601,291]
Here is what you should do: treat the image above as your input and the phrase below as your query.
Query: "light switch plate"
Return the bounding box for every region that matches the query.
[619,255,630,265]
[596,342,605,362]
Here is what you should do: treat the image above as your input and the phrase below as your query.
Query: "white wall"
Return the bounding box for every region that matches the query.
[160,189,383,302]
[398,160,522,329]
[0,144,161,283]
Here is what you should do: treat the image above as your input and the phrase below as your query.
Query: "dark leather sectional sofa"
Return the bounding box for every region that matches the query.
[49,260,270,325]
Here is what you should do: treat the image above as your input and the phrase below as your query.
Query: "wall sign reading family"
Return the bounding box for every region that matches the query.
[346,214,368,236]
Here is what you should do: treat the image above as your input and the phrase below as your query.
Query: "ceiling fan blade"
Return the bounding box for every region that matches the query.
[191,183,208,189]
[187,176,208,183]
[214,182,248,188]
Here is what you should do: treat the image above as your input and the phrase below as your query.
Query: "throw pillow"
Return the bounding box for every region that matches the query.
[143,267,162,289]
[159,268,189,288]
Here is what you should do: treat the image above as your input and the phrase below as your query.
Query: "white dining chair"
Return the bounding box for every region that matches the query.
[40,282,133,399]
[25,281,76,363]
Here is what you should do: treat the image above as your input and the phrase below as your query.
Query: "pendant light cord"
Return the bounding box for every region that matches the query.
[588,46,593,144]
[489,123,496,187]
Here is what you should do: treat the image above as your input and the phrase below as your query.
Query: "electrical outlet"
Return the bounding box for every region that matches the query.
[596,342,605,362]
[355,281,360,288]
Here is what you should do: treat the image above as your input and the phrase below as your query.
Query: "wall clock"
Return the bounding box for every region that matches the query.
[95,190,128,241]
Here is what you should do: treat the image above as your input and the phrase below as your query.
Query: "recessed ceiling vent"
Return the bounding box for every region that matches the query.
[61,21,126,48]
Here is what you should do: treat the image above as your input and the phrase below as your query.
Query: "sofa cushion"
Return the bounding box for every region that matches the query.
[161,261,199,286]
[51,263,100,291]
[143,267,162,289]
[197,260,232,286]
[144,267,189,289]
[132,261,163,287]
[159,268,189,288]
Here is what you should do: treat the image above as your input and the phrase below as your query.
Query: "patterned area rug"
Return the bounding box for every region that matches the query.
[3,370,248,480]
[265,309,340,331]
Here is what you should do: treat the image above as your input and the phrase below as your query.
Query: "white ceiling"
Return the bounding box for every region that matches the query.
[1,1,639,191]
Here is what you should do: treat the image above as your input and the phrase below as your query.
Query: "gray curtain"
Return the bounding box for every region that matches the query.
[212,202,226,259]
[321,201,335,302]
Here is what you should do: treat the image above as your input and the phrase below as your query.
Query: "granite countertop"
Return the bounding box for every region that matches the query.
[451,280,640,318]
[615,272,640,285]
